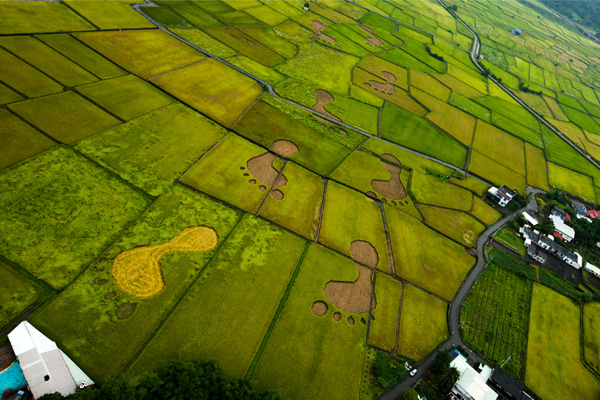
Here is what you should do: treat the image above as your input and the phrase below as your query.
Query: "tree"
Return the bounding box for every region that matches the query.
[431,350,451,375]
[437,365,460,394]
[398,388,419,400]
[39,394,64,400]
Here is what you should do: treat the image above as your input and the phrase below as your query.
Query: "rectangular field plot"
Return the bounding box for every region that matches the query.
[410,70,450,101]
[259,161,324,240]
[471,197,501,226]
[368,273,402,352]
[64,0,155,29]
[0,47,63,98]
[396,285,448,361]
[381,102,467,168]
[472,120,526,175]
[419,205,485,248]
[448,91,491,122]
[411,170,472,212]
[9,91,121,144]
[319,181,391,274]
[525,143,549,191]
[75,30,205,80]
[0,260,45,331]
[37,34,125,80]
[32,185,241,382]
[75,103,224,196]
[469,151,527,194]
[76,74,174,121]
[125,215,305,380]
[385,206,475,301]
[0,2,94,34]
[526,284,600,400]
[0,146,150,290]
[433,72,486,99]
[460,263,532,378]
[0,82,23,105]
[0,109,56,171]
[548,162,596,202]
[251,244,368,400]
[356,55,408,90]
[0,36,98,87]
[233,100,352,176]
[180,133,276,214]
[152,58,263,127]
[449,175,490,196]
[583,302,600,375]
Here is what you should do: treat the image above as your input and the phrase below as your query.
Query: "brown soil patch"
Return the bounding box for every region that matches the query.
[243,173,249,177]
[0,345,15,372]
[311,300,328,316]
[333,312,341,321]
[104,291,116,300]
[259,185,266,191]
[313,89,341,122]
[371,154,407,200]
[347,316,355,325]
[391,201,397,206]
[339,129,348,137]
[112,226,218,298]
[360,25,384,47]
[312,20,337,45]
[270,140,298,157]
[360,317,366,325]
[115,302,136,320]
[363,71,396,94]
[247,152,280,186]
[323,240,378,314]
[249,179,256,184]
[271,189,284,200]
[366,191,377,199]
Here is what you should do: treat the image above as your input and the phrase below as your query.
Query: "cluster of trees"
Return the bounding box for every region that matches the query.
[38,360,281,400]
[425,45,445,62]
[540,0,600,35]
[372,351,406,390]
[507,192,530,211]
[519,82,543,95]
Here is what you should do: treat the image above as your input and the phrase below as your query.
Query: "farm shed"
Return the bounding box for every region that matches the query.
[8,321,94,399]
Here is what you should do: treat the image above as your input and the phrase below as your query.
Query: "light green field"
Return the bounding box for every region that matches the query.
[0,2,94,34]
[75,103,225,196]
[448,91,491,122]
[0,47,63,98]
[32,184,241,382]
[0,109,56,171]
[471,197,501,226]
[0,260,44,331]
[420,205,486,248]
[368,272,402,352]
[76,74,174,121]
[64,0,156,29]
[245,5,287,25]
[259,161,324,240]
[525,143,549,191]
[410,69,451,101]
[251,243,368,400]
[125,215,305,380]
[75,30,205,80]
[9,91,121,144]
[225,54,288,86]
[324,94,379,136]
[180,133,273,214]
[0,146,150,290]
[472,120,526,175]
[396,285,448,361]
[548,162,596,202]
[152,58,263,127]
[319,181,390,274]
[434,72,486,98]
[411,170,472,211]
[385,206,475,301]
[583,302,600,375]
[469,151,527,194]
[526,284,600,400]
[169,27,237,58]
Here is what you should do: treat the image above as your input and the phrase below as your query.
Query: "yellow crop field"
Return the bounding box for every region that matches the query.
[357,55,409,89]
[470,197,501,226]
[410,70,451,101]
[420,205,485,247]
[469,151,527,194]
[472,120,526,175]
[447,64,488,94]
[432,72,486,98]
[548,162,596,202]
[525,143,549,191]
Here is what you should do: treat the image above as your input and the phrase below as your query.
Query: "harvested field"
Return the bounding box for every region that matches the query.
[526,284,600,400]
[386,206,475,301]
[396,285,448,361]
[420,205,485,247]
[411,170,472,211]
[468,151,527,194]
[319,181,390,273]
[0,146,149,290]
[251,244,368,400]
[76,74,174,121]
[471,197,501,226]
[0,47,63,98]
[0,109,56,171]
[583,302,600,375]
[64,0,155,29]
[472,120,526,175]
[32,185,240,382]
[151,58,263,127]
[9,91,121,144]
[0,260,44,331]
[125,215,305,379]
[0,2,93,34]
[75,30,205,80]
[525,143,550,191]
[368,273,402,352]
[548,162,596,202]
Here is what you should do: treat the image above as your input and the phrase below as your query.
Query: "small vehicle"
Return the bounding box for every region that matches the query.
[410,368,418,377]
[15,390,26,400]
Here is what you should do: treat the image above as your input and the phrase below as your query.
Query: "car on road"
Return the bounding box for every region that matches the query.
[410,368,418,377]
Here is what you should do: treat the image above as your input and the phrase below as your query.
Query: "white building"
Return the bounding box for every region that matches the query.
[450,354,498,400]
[487,186,516,208]
[550,215,575,242]
[585,262,600,278]
[8,322,94,399]
[522,211,538,226]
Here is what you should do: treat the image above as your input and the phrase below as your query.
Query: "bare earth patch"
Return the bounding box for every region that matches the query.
[312,20,340,49]
[312,89,341,122]
[360,25,384,47]
[363,71,396,94]
[270,139,298,157]
[245,139,298,199]
[311,300,328,316]
[370,154,407,200]
[115,302,136,320]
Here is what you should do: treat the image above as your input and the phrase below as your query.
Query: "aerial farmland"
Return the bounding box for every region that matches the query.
[1,0,600,399]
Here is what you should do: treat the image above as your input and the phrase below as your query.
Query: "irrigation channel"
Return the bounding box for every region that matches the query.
[130,2,573,398]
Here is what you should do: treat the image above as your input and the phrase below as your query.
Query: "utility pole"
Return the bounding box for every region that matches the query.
[501,355,511,368]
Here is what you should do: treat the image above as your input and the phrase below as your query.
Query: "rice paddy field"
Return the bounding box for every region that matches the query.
[2,0,600,398]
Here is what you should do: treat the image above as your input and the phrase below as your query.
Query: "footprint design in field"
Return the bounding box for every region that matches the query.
[241,140,299,201]
[312,20,341,49]
[312,241,378,326]
[360,25,385,48]
[112,226,218,298]
[363,71,396,95]
[312,89,341,122]
[367,154,409,207]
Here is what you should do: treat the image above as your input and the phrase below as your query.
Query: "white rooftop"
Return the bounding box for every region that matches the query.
[550,215,575,239]
[522,211,538,226]
[451,356,498,400]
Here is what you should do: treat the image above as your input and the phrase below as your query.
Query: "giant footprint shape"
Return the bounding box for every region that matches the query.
[112,226,218,298]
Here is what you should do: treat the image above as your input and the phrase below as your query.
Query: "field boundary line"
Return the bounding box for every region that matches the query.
[379,204,396,277]
[118,212,246,378]
[4,107,63,145]
[364,269,379,349]
[314,178,328,243]
[392,281,405,354]
[579,304,600,380]
[146,57,208,81]
[255,159,288,216]
[245,242,311,380]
